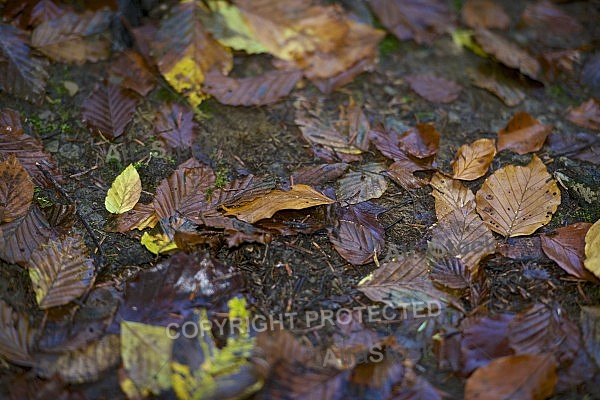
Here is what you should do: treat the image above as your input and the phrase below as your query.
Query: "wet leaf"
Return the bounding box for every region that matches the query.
[464,354,557,400]
[429,257,470,291]
[470,69,525,107]
[140,231,178,255]
[430,172,475,220]
[208,174,275,209]
[105,164,141,214]
[497,111,552,154]
[541,222,598,283]
[475,155,561,237]
[291,163,349,186]
[405,74,462,104]
[0,154,33,223]
[81,82,139,140]
[329,204,384,265]
[152,1,232,107]
[368,0,454,45]
[120,321,173,397]
[336,163,388,205]
[451,139,496,181]
[0,300,36,367]
[497,236,545,261]
[203,69,302,106]
[584,219,600,279]
[460,314,514,374]
[153,102,199,148]
[462,0,509,30]
[42,203,76,235]
[546,131,600,164]
[28,235,95,309]
[0,108,23,129]
[105,202,158,233]
[223,184,334,224]
[357,252,448,308]
[474,28,541,80]
[108,50,156,96]
[0,23,49,101]
[567,98,600,131]
[31,10,112,64]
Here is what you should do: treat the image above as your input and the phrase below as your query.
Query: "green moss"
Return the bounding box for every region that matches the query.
[33,187,53,208]
[379,35,401,57]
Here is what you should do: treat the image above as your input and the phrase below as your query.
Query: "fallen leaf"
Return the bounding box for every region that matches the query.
[465,354,557,400]
[474,28,541,80]
[584,219,600,279]
[452,138,496,180]
[470,70,525,107]
[0,108,22,129]
[387,159,431,190]
[105,164,141,214]
[291,163,349,186]
[28,235,95,309]
[541,222,598,283]
[405,74,462,104]
[430,172,475,220]
[429,257,471,290]
[81,82,139,140]
[140,231,178,255]
[521,1,582,36]
[497,111,552,154]
[105,202,158,233]
[546,131,600,165]
[153,102,199,148]
[398,123,441,158]
[223,184,334,224]
[462,0,509,29]
[29,0,65,27]
[336,163,388,204]
[581,306,600,368]
[329,204,384,265]
[497,236,545,261]
[475,155,560,237]
[108,50,156,96]
[0,300,36,367]
[208,174,275,209]
[567,98,600,131]
[459,314,514,374]
[0,154,33,223]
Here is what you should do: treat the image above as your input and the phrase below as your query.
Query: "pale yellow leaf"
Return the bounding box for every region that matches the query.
[452,138,496,180]
[105,164,141,214]
[140,231,178,255]
[584,219,600,279]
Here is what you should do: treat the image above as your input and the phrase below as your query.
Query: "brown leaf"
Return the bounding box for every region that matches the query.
[429,257,471,290]
[153,102,199,148]
[108,50,156,96]
[521,1,582,36]
[368,0,454,45]
[310,56,377,94]
[475,155,560,237]
[497,111,552,154]
[460,314,514,374]
[208,174,275,209]
[470,70,525,107]
[465,354,557,400]
[42,203,77,235]
[203,69,302,106]
[405,74,462,104]
[0,300,36,367]
[462,0,509,29]
[0,154,34,223]
[496,236,545,261]
[81,82,139,140]
[386,159,431,190]
[29,0,65,27]
[474,28,541,80]
[105,202,158,233]
[567,98,600,131]
[336,163,388,205]
[28,235,95,309]
[398,123,441,158]
[291,163,349,186]
[329,204,384,265]
[223,184,334,224]
[541,222,598,283]
[546,131,600,164]
[452,138,496,181]
[0,108,23,129]
[430,172,475,220]
[581,306,600,369]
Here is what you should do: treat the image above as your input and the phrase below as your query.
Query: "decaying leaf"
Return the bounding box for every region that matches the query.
[0,154,34,223]
[546,131,600,165]
[581,306,600,369]
[105,164,141,214]
[430,173,475,219]
[451,139,496,181]
[497,111,552,154]
[291,163,349,186]
[0,300,36,367]
[108,50,156,96]
[336,163,388,205]
[223,184,334,224]
[28,235,95,309]
[462,0,509,30]
[405,74,462,104]
[105,202,158,233]
[153,102,199,148]
[81,82,139,140]
[399,123,441,159]
[429,257,471,291]
[567,98,600,131]
[470,69,525,107]
[464,354,557,400]
[584,219,600,279]
[541,222,598,283]
[475,155,560,237]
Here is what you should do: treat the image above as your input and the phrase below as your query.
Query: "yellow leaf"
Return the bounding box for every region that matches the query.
[140,231,178,254]
[105,164,141,214]
[223,184,335,223]
[584,219,600,279]
[451,29,487,57]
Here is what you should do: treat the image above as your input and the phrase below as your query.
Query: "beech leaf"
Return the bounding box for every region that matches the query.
[0,300,36,367]
[105,164,142,214]
[336,163,388,205]
[451,138,496,181]
[497,112,552,155]
[430,172,475,220]
[584,219,600,279]
[0,154,34,223]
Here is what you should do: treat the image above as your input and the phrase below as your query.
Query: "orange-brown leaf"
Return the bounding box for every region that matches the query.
[497,111,552,154]
[451,138,496,180]
[0,154,33,223]
[567,98,600,131]
[462,0,509,29]
[430,172,475,220]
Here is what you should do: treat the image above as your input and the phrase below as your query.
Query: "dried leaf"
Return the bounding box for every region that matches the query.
[28,235,95,309]
[329,204,384,265]
[29,0,65,27]
[387,158,432,190]
[105,164,141,214]
[541,222,598,282]
[521,1,582,36]
[584,219,600,279]
[203,69,302,106]
[291,163,349,186]
[0,154,34,223]
[405,74,462,104]
[0,300,36,367]
[497,236,545,261]
[464,354,557,400]
[42,203,76,235]
[336,163,388,205]
[475,155,560,237]
[105,202,158,233]
[153,102,199,148]
[31,10,112,63]
[567,98,600,131]
[546,131,600,164]
[152,1,232,107]
[208,174,275,209]
[497,111,552,154]
[451,139,496,180]
[430,172,475,220]
[474,28,541,80]
[81,82,139,140]
[0,108,23,129]
[0,23,49,101]
[470,69,525,107]
[429,257,471,290]
[108,50,156,96]
[462,0,509,29]
[398,123,441,159]
[223,184,334,224]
